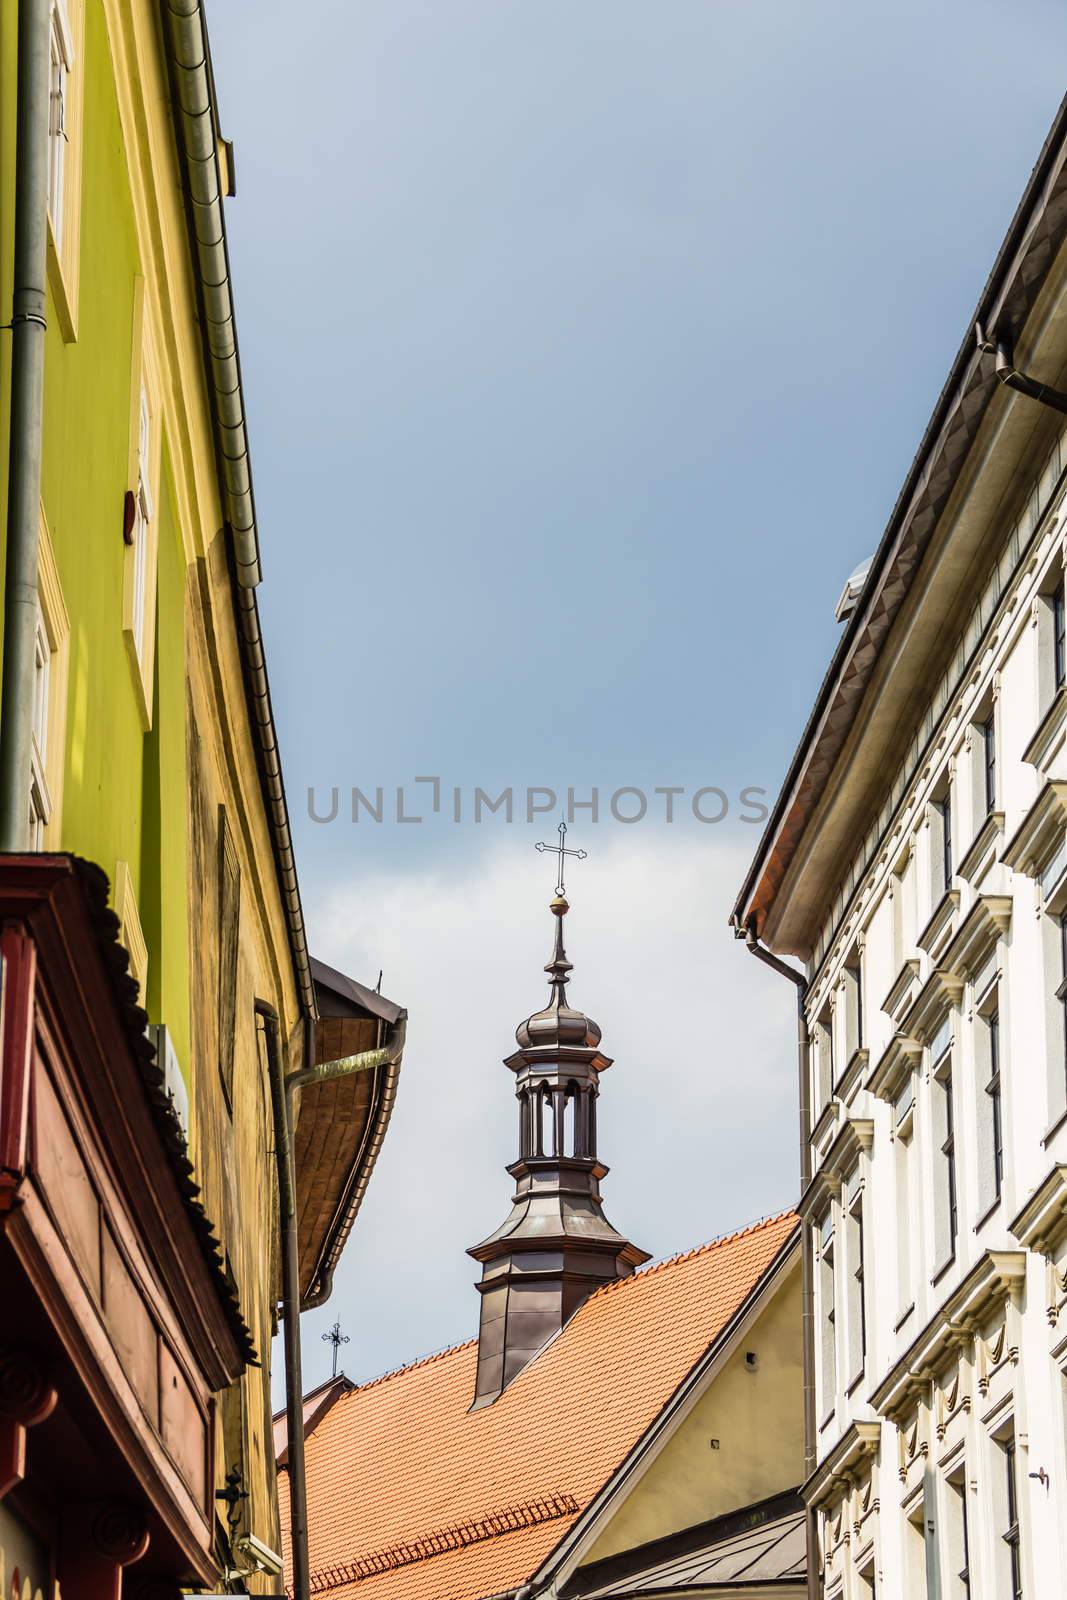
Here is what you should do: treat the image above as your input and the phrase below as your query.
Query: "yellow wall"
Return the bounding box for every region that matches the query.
[1,0,303,1576]
[584,1258,803,1565]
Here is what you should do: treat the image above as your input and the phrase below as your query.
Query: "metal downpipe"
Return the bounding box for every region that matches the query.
[976,323,1067,417]
[257,999,311,1600]
[0,0,50,850]
[737,921,820,1600]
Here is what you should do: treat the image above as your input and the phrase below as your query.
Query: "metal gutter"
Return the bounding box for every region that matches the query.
[160,1,314,1017]
[0,0,50,851]
[732,90,1067,939]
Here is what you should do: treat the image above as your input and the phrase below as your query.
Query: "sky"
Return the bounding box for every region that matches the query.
[204,0,1067,1398]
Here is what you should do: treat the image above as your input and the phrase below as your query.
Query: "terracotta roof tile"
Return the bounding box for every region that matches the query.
[284,1211,797,1600]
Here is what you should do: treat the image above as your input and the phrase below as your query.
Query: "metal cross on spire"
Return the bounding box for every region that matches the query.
[535,820,588,897]
[322,1319,350,1378]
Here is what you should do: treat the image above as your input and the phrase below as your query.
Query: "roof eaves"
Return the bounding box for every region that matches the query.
[312,956,405,1026]
[160,2,315,1019]
[300,1050,404,1309]
[732,90,1067,942]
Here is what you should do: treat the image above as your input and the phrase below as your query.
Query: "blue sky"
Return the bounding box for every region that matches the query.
[206,0,1067,1394]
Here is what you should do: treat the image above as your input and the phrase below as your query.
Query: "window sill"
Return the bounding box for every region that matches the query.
[846,1369,866,1399]
[46,215,78,344]
[974,1194,1002,1233]
[931,1253,956,1289]
[818,1408,837,1435]
[1043,1103,1067,1149]
[894,1303,915,1334]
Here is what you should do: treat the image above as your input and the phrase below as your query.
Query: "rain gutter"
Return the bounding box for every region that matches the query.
[160,0,314,1017]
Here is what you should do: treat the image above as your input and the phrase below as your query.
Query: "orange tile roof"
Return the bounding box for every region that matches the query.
[283,1211,798,1600]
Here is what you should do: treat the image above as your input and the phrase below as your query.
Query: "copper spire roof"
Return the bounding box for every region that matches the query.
[514,895,603,1051]
[282,1212,799,1600]
[467,892,648,1407]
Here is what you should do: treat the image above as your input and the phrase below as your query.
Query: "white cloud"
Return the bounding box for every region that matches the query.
[278,830,799,1402]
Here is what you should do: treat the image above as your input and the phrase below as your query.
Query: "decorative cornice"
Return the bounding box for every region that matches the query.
[835,1047,869,1106]
[1022,683,1067,768]
[872,1250,1026,1420]
[803,1421,881,1509]
[799,1119,874,1220]
[900,970,964,1046]
[882,959,921,1025]
[1010,1163,1067,1257]
[1002,780,1067,875]
[940,895,1012,984]
[916,891,961,962]
[957,811,1006,886]
[866,1035,923,1104]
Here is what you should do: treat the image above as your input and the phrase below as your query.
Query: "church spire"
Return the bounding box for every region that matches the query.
[467,851,648,1409]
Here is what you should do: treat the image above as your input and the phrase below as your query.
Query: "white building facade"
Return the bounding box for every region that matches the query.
[733,99,1067,1599]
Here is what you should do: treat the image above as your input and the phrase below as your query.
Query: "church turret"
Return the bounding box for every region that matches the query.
[468,837,648,1408]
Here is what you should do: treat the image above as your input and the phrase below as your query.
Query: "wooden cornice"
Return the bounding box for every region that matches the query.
[0,854,252,1386]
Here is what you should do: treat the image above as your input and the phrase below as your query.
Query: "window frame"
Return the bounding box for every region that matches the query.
[1003,1438,1023,1600]
[123,283,162,730]
[45,0,84,340]
[982,712,997,815]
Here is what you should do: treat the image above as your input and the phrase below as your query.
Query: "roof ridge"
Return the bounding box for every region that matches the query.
[320,1211,797,1409]
[598,1207,798,1293]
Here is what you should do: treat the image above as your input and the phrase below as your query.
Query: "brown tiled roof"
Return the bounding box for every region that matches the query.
[284,1211,798,1600]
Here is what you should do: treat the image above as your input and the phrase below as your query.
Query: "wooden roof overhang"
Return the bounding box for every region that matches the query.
[0,853,253,1585]
[293,958,406,1306]
[733,93,1067,959]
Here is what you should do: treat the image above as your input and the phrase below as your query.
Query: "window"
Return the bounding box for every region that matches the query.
[1055,579,1066,692]
[982,713,997,815]
[28,611,53,848]
[123,288,161,728]
[895,1085,914,1316]
[845,1175,865,1385]
[939,793,953,895]
[217,807,241,1112]
[906,1505,930,1599]
[943,1070,958,1255]
[131,382,152,661]
[48,2,74,251]
[840,956,863,1074]
[817,1214,836,1422]
[987,1008,1003,1201]
[944,1472,971,1600]
[1003,1439,1023,1600]
[1060,912,1067,1086]
[932,1024,957,1267]
[814,1003,833,1112]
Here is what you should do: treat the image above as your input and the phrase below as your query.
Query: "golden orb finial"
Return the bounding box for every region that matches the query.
[550,893,570,918]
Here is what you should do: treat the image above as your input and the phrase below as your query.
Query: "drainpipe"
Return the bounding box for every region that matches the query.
[734,918,820,1600]
[975,323,1067,417]
[257,1000,310,1600]
[257,1000,407,1600]
[0,0,51,851]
